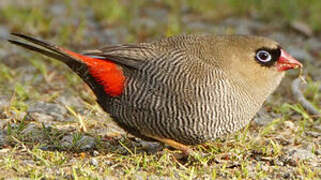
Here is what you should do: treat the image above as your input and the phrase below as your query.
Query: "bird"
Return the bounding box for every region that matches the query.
[9,33,302,154]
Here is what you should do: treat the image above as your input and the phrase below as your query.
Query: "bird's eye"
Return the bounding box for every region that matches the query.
[256,50,272,62]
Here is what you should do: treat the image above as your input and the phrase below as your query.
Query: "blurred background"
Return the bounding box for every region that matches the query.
[0,0,321,179]
[1,0,321,44]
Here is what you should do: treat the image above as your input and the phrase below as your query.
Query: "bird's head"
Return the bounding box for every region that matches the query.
[207,35,303,99]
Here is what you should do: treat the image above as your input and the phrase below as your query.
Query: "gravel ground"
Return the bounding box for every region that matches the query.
[0,0,321,179]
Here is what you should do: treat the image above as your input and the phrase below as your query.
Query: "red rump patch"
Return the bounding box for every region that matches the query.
[63,49,125,97]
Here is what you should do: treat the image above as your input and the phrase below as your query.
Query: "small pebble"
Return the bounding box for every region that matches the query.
[282,172,291,179]
[21,123,41,135]
[92,150,99,156]
[315,150,321,155]
[253,108,274,126]
[305,131,321,138]
[288,148,316,161]
[0,130,6,147]
[314,125,321,131]
[90,158,98,167]
[105,160,113,166]
[284,121,296,130]
[60,135,96,150]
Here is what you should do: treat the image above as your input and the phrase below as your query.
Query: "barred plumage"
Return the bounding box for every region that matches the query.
[91,35,284,145]
[9,33,302,148]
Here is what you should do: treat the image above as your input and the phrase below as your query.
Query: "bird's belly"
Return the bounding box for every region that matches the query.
[102,83,258,145]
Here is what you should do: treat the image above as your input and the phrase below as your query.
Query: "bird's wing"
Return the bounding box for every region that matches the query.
[82,44,156,69]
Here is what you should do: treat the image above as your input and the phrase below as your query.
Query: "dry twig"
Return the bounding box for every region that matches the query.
[291,78,321,116]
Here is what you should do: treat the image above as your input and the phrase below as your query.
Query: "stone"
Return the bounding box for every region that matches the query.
[21,123,41,136]
[0,96,9,109]
[60,134,96,150]
[138,139,162,152]
[56,96,84,109]
[0,130,6,147]
[28,102,67,121]
[26,112,55,123]
[0,25,9,39]
[60,135,74,148]
[275,135,292,146]
[314,125,321,131]
[92,150,99,156]
[253,108,274,126]
[284,121,296,131]
[305,131,321,138]
[79,136,96,150]
[288,148,316,161]
[268,33,289,45]
[290,21,313,37]
[306,38,321,51]
[89,158,98,167]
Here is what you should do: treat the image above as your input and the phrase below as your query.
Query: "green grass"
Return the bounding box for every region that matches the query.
[1,0,321,179]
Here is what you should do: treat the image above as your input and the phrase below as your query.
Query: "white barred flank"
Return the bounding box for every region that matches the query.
[98,35,275,144]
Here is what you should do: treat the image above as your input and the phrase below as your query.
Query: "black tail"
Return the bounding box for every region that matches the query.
[8,33,84,66]
[8,33,122,98]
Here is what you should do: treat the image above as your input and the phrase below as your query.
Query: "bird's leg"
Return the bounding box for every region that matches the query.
[145,135,193,155]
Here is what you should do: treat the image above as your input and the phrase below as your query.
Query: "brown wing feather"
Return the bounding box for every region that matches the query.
[82,44,155,69]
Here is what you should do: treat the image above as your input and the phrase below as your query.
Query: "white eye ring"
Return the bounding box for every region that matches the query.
[256,50,272,62]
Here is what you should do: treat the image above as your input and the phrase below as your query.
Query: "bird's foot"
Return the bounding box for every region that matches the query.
[145,134,194,156]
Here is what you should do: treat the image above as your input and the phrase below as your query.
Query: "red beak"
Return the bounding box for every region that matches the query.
[276,49,303,72]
